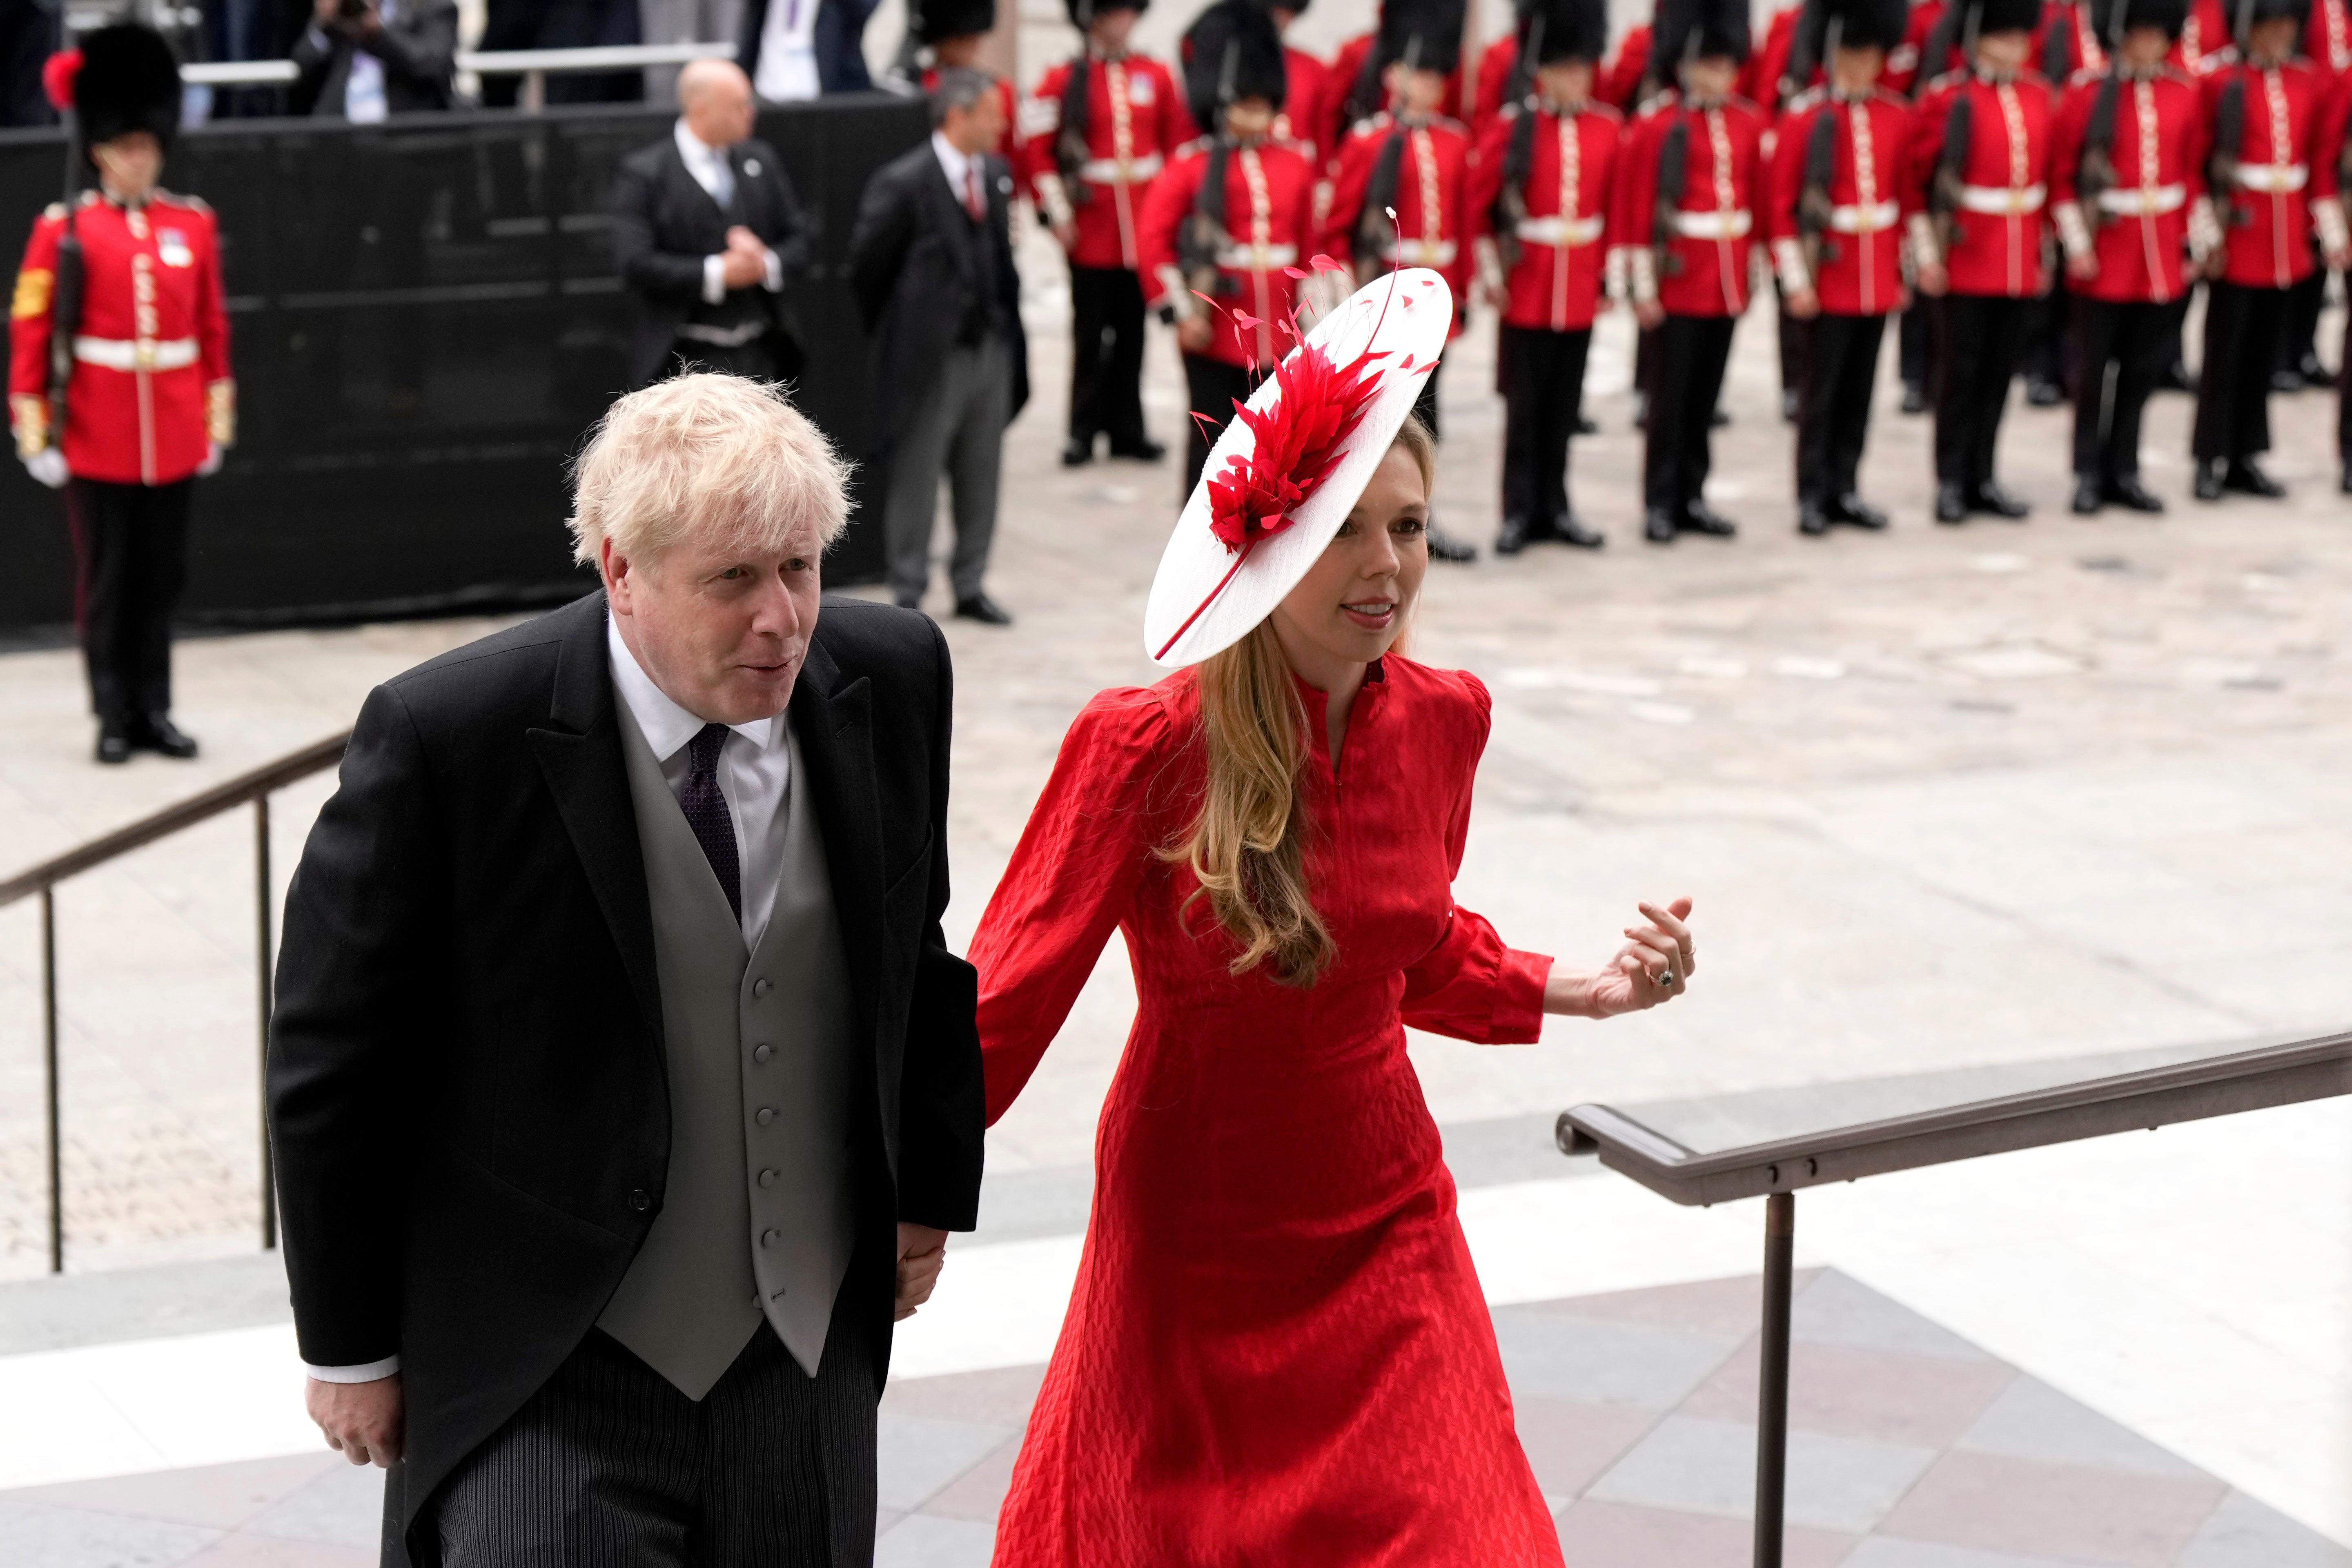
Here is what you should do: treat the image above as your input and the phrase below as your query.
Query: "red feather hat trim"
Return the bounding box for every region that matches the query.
[43,49,83,113]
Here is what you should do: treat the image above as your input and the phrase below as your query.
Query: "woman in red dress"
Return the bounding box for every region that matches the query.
[968,264,1697,1566]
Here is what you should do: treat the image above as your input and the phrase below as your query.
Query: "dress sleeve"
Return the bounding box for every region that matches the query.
[969,687,1180,1123]
[1397,672,1551,1045]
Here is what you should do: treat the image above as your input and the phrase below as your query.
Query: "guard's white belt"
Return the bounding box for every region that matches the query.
[74,335,198,372]
[2097,183,2186,215]
[1828,200,1901,233]
[1382,238,1460,265]
[1079,153,1164,183]
[1515,214,1606,246]
[2235,160,2308,192]
[1214,242,1300,269]
[1957,182,2047,214]
[1672,208,1753,238]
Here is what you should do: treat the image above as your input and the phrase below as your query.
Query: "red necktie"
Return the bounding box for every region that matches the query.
[965,165,986,223]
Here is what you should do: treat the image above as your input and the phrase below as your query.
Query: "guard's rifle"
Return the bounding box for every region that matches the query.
[2074,0,2129,236]
[46,22,84,464]
[1356,35,1422,282]
[1489,15,1546,275]
[1781,0,1826,105]
[1795,14,1844,281]
[1180,40,1242,305]
[1056,0,1098,210]
[1650,31,1700,284]
[1929,2,1981,257]
[2207,0,2255,226]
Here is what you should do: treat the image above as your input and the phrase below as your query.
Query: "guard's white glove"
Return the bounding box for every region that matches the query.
[197,442,224,477]
[22,448,66,488]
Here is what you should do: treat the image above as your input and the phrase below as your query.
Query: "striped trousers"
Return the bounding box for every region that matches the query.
[432,1303,881,1567]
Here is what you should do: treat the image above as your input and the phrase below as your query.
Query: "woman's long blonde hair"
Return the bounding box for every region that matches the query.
[1161,416,1437,989]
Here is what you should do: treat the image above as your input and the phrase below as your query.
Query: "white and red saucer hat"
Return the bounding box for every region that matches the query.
[1143,266,1453,669]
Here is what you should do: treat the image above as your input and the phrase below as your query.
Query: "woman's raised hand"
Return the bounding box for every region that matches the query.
[1543,897,1696,1018]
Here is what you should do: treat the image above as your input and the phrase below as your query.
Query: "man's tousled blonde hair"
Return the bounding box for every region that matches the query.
[568,373,852,570]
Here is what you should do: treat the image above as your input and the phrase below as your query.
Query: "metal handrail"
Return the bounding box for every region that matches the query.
[1556,1029,2352,1568]
[180,41,738,92]
[4,731,352,1272]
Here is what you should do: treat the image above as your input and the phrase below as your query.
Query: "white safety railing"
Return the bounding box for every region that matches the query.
[179,41,738,106]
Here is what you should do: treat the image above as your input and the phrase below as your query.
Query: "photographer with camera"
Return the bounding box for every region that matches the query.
[290,0,456,119]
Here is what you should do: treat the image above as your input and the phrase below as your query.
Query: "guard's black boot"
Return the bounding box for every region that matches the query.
[134,712,199,759]
[1968,483,2031,519]
[1832,493,1888,529]
[2025,376,2066,407]
[1680,502,1737,537]
[1494,515,1532,555]
[96,719,132,765]
[2071,478,2103,515]
[2106,477,2165,513]
[2223,460,2285,498]
[1572,413,1599,435]
[2296,351,2330,388]
[1798,500,1834,536]
[1900,381,1927,414]
[1644,506,1678,543]
[2192,461,2225,501]
[1935,482,1969,523]
[1555,512,1605,548]
[1060,436,1095,467]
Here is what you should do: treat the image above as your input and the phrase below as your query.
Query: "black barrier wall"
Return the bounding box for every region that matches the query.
[0,94,926,637]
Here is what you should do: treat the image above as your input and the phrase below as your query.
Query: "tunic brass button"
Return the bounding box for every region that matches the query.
[756,1107,776,1125]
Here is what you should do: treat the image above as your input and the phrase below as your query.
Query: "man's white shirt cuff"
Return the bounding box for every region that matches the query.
[703,254,727,305]
[306,1355,401,1383]
[763,249,784,292]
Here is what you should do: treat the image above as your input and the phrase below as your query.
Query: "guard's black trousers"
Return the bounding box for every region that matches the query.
[1068,264,1149,450]
[1497,323,1593,528]
[1931,293,2032,490]
[1898,301,1929,390]
[1793,312,1886,505]
[2193,279,2290,464]
[2070,296,2176,484]
[1182,352,1257,492]
[1643,313,1737,514]
[66,477,191,725]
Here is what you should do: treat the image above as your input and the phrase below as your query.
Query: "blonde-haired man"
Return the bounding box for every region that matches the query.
[269,374,983,1568]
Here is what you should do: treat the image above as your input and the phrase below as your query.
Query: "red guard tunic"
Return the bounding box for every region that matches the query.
[1470,98,1622,330]
[1768,86,1918,316]
[1888,0,1949,98]
[1020,52,1194,270]
[2314,75,2352,254]
[972,665,1563,1568]
[1138,138,1319,369]
[1906,69,2055,296]
[1322,31,1469,156]
[1471,34,1521,142]
[9,190,232,486]
[2307,0,2352,87]
[2050,66,2210,303]
[2040,1,2109,83]
[1611,91,1769,316]
[1600,22,1654,111]
[2203,58,2323,289]
[2170,0,2231,76]
[1274,45,1334,164]
[1325,111,1477,326]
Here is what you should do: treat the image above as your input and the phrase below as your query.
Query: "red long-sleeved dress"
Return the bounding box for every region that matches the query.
[970,657,1562,1568]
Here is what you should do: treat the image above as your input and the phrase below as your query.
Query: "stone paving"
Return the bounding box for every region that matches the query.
[1,1270,2341,1568]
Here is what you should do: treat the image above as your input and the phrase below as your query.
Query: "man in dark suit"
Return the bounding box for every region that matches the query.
[741,0,877,99]
[612,59,810,387]
[288,0,457,117]
[269,373,984,1568]
[848,67,1025,625]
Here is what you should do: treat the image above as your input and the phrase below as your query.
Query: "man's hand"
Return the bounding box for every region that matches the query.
[1914,259,1948,297]
[720,246,767,289]
[1176,313,1213,353]
[1051,219,1078,251]
[894,1222,948,1321]
[307,1373,404,1468]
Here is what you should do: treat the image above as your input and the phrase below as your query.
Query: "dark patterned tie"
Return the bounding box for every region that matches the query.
[678,722,741,924]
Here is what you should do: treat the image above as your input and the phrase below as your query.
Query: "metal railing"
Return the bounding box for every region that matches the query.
[182,40,739,105]
[1557,1030,2352,1568]
[0,733,352,1273]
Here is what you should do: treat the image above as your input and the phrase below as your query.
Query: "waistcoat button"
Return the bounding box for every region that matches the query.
[753,1043,773,1063]
[627,1188,650,1212]
[760,1228,779,1247]
[758,1167,779,1187]
[756,1107,776,1125]
[751,977,772,998]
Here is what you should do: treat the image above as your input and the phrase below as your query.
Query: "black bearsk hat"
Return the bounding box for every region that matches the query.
[73,23,180,151]
[1184,0,1289,124]
[1379,0,1469,77]
[2089,0,2188,39]
[1971,0,2046,35]
[1064,0,1149,30]
[1657,0,1751,63]
[915,0,996,45]
[1807,0,1911,53]
[2245,0,2311,25]
[1525,0,1610,63]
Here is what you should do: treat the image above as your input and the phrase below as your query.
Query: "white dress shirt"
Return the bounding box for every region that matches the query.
[753,0,821,102]
[931,130,985,217]
[301,612,795,1386]
[302,0,399,124]
[674,119,786,307]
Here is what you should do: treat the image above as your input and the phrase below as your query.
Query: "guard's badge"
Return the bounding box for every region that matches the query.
[158,228,194,267]
[1127,75,1154,104]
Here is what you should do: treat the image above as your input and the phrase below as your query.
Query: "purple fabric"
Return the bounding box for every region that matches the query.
[678,722,742,925]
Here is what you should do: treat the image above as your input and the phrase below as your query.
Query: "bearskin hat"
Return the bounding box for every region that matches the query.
[1524,0,1610,63]
[1184,0,1289,125]
[1064,0,1149,30]
[1378,0,1468,78]
[2088,0,2188,40]
[2245,0,2311,26]
[915,0,996,45]
[69,23,181,153]
[1970,0,2046,37]
[1656,0,1751,64]
[1806,0,1910,54]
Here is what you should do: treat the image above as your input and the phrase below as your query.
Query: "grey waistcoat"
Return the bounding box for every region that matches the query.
[597,700,858,1398]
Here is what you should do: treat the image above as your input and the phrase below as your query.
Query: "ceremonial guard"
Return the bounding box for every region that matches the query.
[2278,0,2352,386]
[1324,0,1481,559]
[2049,0,2210,513]
[1256,0,1334,165]
[1906,0,2053,523]
[2314,58,2352,489]
[1022,0,1187,467]
[1138,0,1317,488]
[1470,0,1617,551]
[1612,0,1766,543]
[10,25,229,765]
[1769,0,1916,535]
[2191,0,2321,499]
[1323,3,1469,158]
[1601,15,1659,108]
[911,0,1022,162]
